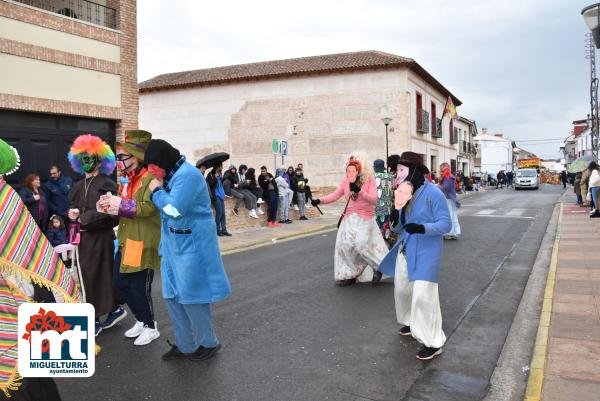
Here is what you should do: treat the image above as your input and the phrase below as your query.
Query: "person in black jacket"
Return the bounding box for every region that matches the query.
[223,165,259,218]
[293,166,309,220]
[258,166,279,227]
[206,163,231,236]
[19,173,48,230]
[43,165,73,226]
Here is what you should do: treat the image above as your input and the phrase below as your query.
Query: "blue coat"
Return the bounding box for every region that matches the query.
[151,159,231,304]
[43,175,73,217]
[378,181,451,283]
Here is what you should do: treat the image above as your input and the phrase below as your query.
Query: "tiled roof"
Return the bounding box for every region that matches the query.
[139,50,461,105]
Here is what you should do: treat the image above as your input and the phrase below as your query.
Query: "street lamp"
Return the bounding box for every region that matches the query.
[583,3,600,161]
[381,117,392,169]
[582,4,600,48]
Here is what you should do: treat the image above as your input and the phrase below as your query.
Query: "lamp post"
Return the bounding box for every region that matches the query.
[381,117,392,170]
[582,3,600,161]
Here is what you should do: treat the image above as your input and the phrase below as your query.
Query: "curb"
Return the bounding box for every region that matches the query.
[220,223,337,256]
[524,203,561,401]
[485,200,561,401]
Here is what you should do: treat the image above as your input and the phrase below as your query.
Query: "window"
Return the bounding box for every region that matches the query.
[416,92,423,130]
[431,102,436,135]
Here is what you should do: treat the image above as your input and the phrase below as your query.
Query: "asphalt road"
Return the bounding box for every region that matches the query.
[58,184,563,401]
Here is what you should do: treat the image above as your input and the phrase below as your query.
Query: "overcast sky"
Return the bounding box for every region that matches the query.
[138,0,594,158]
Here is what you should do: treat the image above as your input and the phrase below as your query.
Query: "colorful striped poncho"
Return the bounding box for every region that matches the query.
[0,180,81,396]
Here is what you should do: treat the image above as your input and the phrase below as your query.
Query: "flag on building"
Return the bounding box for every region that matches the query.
[443,96,458,120]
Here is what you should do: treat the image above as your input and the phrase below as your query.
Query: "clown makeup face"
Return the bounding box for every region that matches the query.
[346,165,358,182]
[77,153,99,174]
[397,164,409,183]
[115,148,138,174]
[394,181,413,210]
[148,163,166,179]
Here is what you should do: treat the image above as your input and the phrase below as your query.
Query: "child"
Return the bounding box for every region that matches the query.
[46,214,68,247]
[275,168,293,224]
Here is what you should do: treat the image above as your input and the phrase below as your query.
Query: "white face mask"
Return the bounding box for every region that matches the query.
[397,165,409,182]
[395,181,413,209]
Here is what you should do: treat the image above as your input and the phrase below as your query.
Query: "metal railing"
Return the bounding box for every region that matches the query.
[460,140,476,154]
[14,0,117,29]
[432,118,443,138]
[416,109,429,134]
[450,127,459,144]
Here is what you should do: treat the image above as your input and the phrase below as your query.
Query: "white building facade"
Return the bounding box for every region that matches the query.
[453,117,477,175]
[474,133,513,175]
[139,51,461,186]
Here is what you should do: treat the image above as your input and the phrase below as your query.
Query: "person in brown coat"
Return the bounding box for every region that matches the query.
[67,134,124,337]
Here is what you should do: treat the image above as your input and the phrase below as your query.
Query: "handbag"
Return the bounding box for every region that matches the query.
[337,197,351,229]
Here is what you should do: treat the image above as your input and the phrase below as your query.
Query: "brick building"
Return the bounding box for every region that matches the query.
[0,0,138,185]
[139,50,462,187]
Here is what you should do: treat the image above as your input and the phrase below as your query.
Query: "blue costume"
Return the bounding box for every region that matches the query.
[147,140,231,357]
[378,181,451,282]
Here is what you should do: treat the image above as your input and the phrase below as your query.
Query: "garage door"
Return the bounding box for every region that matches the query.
[0,110,115,188]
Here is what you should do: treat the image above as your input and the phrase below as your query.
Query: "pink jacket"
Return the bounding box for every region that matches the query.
[320,177,377,220]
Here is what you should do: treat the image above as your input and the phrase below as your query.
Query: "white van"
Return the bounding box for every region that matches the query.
[515,168,539,190]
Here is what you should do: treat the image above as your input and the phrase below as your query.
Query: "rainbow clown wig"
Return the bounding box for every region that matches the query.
[67,134,116,175]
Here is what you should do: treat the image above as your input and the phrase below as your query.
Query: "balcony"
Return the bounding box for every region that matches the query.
[14,0,117,29]
[416,109,430,134]
[432,118,443,138]
[450,127,458,144]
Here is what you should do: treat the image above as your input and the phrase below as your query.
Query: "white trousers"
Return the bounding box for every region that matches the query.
[446,199,461,237]
[394,250,446,348]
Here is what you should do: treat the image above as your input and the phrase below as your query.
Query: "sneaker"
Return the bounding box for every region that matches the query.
[268,222,274,228]
[293,205,300,211]
[134,324,160,346]
[398,326,412,336]
[416,346,442,360]
[162,340,186,361]
[273,222,282,227]
[591,211,600,218]
[249,210,258,219]
[101,306,127,329]
[124,321,144,338]
[232,208,239,216]
[300,216,308,221]
[188,343,222,361]
[221,231,232,237]
[257,207,265,215]
[285,220,293,224]
[257,198,264,204]
[279,220,286,224]
[372,270,382,284]
[95,321,102,337]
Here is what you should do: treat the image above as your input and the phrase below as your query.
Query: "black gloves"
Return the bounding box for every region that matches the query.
[349,181,361,193]
[404,223,425,234]
[311,198,321,206]
[390,209,399,227]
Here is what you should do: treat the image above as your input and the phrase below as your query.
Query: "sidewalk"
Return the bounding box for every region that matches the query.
[217,189,480,255]
[218,202,342,254]
[526,197,600,401]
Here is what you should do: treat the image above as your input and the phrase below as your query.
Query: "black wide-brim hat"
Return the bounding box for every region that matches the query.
[398,151,425,168]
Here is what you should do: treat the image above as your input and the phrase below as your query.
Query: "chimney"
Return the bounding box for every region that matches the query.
[482,128,488,135]
[494,134,503,138]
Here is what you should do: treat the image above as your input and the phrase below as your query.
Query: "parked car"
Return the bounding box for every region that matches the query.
[515,168,539,190]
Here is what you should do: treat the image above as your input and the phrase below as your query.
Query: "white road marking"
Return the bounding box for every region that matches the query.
[506,208,526,216]
[475,209,496,215]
